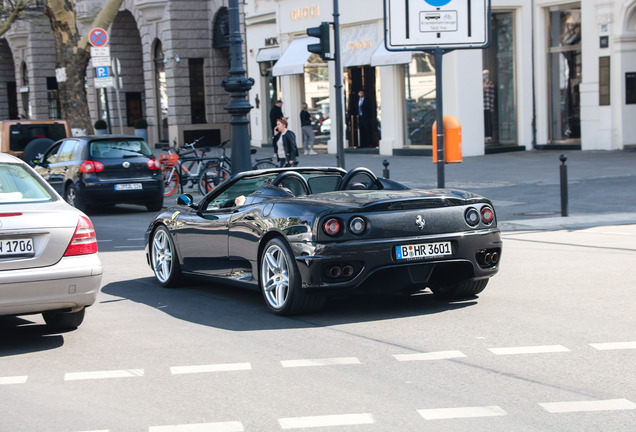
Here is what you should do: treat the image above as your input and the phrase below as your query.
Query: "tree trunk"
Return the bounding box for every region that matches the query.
[45,0,123,134]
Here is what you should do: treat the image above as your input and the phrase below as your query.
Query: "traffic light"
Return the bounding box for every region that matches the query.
[307,22,331,61]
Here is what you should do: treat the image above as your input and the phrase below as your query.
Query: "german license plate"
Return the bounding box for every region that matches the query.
[396,241,452,260]
[115,183,142,190]
[0,238,34,257]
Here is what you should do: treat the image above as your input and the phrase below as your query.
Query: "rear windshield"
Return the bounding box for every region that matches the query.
[0,163,54,203]
[9,123,68,152]
[89,139,153,159]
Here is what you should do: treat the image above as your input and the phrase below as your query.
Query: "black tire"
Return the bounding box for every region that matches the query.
[253,159,277,170]
[22,138,55,166]
[146,196,164,212]
[259,238,325,315]
[64,183,88,213]
[150,225,183,287]
[43,308,85,330]
[430,279,489,300]
[198,163,230,195]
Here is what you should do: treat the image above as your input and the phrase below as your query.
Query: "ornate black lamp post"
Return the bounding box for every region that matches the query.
[221,0,254,175]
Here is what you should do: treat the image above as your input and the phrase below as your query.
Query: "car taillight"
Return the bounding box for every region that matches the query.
[80,160,104,173]
[481,206,494,225]
[464,207,480,227]
[323,218,342,236]
[64,215,98,256]
[147,158,161,170]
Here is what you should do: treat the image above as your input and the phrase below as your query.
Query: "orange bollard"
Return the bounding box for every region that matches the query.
[432,115,462,163]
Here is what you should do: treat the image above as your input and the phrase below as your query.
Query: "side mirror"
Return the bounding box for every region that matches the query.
[177,193,198,210]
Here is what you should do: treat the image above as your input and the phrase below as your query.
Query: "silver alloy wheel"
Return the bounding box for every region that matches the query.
[152,228,173,283]
[261,243,289,309]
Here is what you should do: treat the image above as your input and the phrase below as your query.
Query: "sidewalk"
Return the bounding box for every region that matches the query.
[165,145,636,231]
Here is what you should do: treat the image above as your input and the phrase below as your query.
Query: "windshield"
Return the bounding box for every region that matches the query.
[0,163,55,203]
[89,139,153,159]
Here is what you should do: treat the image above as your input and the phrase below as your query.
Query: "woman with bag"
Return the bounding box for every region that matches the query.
[273,117,299,167]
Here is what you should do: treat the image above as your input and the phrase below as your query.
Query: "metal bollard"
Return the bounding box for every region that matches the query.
[560,154,568,217]
[382,159,390,179]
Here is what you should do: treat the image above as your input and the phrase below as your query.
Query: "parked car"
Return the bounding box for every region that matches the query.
[145,166,502,316]
[33,135,164,213]
[0,119,71,165]
[319,118,331,135]
[0,153,102,330]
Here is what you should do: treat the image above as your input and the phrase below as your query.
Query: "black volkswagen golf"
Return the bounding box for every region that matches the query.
[34,135,164,212]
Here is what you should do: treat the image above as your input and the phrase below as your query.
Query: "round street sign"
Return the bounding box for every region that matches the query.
[89,28,109,47]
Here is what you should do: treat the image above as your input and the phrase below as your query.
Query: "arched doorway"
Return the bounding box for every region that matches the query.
[0,39,17,119]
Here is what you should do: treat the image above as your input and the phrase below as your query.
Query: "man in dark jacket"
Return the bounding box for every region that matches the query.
[269,100,283,136]
[357,90,374,147]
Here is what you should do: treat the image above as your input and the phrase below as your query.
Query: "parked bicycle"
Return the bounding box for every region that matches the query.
[159,136,216,196]
[198,139,277,193]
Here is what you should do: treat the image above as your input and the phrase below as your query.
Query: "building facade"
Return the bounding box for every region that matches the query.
[245,0,636,156]
[0,0,239,147]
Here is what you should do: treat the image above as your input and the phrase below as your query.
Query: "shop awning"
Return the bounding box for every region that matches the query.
[272,38,312,76]
[371,42,412,67]
[256,47,280,63]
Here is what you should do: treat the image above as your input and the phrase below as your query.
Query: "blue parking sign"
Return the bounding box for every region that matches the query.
[96,66,109,78]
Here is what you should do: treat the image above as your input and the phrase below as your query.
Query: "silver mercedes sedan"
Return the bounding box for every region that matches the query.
[0,153,102,330]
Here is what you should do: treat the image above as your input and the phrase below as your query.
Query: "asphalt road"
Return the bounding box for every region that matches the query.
[1,207,635,431]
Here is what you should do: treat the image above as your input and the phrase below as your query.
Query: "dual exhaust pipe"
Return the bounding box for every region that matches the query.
[477,249,501,267]
[327,264,355,279]
[483,251,500,265]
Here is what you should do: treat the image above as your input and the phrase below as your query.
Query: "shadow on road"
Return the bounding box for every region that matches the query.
[0,316,65,356]
[101,277,478,331]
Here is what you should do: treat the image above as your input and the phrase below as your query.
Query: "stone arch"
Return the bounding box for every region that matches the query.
[0,39,17,119]
[109,9,145,130]
[626,3,636,33]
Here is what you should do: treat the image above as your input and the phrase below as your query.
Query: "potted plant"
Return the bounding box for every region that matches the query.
[94,119,108,135]
[134,118,148,141]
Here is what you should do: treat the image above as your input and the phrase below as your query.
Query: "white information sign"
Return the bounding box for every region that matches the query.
[92,56,111,67]
[385,0,489,49]
[94,77,114,88]
[90,46,110,58]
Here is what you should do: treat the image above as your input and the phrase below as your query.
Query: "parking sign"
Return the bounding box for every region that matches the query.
[384,0,490,50]
[96,66,109,78]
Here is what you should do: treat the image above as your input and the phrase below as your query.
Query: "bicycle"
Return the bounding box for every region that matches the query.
[159,136,216,196]
[198,139,277,194]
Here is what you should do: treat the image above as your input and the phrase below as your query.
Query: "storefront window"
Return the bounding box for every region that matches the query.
[154,41,168,142]
[483,12,516,145]
[548,6,581,142]
[405,53,436,146]
[304,54,330,144]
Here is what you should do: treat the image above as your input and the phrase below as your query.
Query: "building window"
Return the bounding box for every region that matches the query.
[189,58,206,124]
[126,92,143,126]
[154,40,168,142]
[46,76,60,119]
[548,5,581,142]
[405,53,436,146]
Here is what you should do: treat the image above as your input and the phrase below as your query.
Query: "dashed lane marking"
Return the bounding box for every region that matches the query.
[394,350,466,361]
[0,375,28,384]
[278,413,374,429]
[170,363,252,375]
[590,341,636,350]
[64,369,144,381]
[280,357,360,368]
[488,345,570,355]
[149,421,244,432]
[539,398,636,413]
[418,406,507,420]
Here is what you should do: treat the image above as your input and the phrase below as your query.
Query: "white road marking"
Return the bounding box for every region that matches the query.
[539,398,636,413]
[418,406,507,420]
[149,422,244,432]
[0,375,28,384]
[170,363,251,375]
[488,345,570,355]
[279,413,373,429]
[281,357,360,368]
[394,350,466,361]
[590,341,636,350]
[64,369,144,381]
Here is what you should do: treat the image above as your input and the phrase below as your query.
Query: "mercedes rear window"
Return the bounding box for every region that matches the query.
[0,163,54,203]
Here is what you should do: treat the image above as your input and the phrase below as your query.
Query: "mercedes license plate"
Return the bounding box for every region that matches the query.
[0,238,34,257]
[115,183,142,190]
[396,241,452,260]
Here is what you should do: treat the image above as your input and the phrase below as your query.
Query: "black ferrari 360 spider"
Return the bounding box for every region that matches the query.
[145,166,502,315]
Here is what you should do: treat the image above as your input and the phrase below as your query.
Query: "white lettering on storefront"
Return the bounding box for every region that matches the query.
[290,5,320,21]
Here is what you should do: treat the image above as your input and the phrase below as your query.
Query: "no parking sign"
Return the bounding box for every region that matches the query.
[89,28,109,47]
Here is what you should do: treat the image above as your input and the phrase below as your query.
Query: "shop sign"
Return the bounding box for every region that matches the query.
[289,5,321,21]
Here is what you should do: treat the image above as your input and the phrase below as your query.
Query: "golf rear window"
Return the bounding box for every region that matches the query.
[89,139,153,159]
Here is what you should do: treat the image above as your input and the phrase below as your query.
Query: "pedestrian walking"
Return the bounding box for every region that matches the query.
[269,100,283,137]
[273,117,299,167]
[300,103,317,155]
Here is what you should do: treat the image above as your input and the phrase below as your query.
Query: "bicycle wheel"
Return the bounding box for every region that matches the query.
[252,159,277,170]
[163,167,180,197]
[198,163,230,195]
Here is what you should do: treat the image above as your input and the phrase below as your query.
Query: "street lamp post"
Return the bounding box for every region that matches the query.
[221,0,254,175]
